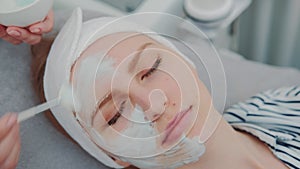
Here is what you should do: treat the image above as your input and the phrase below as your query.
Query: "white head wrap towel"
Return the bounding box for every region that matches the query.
[44,8,195,168]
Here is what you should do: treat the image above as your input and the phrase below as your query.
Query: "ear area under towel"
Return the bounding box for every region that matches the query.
[44,7,83,101]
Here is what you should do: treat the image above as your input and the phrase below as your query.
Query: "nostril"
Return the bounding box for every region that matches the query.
[144,111,162,122]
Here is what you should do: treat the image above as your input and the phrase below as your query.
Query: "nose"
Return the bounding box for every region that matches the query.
[130,87,168,122]
[145,89,167,121]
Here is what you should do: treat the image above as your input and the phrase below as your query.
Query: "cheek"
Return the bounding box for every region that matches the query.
[162,75,181,105]
[167,60,200,105]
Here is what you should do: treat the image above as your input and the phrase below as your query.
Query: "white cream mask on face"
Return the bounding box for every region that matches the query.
[119,136,205,169]
[116,108,206,169]
[90,104,205,169]
[90,105,158,157]
[72,52,115,126]
[44,8,204,168]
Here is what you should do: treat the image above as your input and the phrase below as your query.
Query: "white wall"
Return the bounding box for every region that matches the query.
[238,0,300,69]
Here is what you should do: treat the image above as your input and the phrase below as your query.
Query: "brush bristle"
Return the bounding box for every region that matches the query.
[59,83,76,112]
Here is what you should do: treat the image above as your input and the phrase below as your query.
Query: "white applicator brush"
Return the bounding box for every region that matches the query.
[17,83,75,122]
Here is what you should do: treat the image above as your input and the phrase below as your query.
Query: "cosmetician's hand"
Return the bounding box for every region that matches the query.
[0,10,54,45]
[0,113,20,169]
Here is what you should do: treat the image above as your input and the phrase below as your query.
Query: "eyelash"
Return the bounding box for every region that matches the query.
[141,57,162,80]
[108,101,126,126]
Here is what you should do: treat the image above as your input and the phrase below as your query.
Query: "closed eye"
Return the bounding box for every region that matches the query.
[107,101,126,126]
[141,57,162,80]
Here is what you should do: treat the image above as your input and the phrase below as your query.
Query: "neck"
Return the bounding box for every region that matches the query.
[180,110,288,169]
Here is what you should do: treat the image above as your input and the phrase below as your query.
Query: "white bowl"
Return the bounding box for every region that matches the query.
[0,0,53,27]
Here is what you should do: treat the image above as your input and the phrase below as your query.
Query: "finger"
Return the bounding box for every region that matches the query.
[0,114,17,141]
[1,27,23,45]
[2,34,23,45]
[7,27,42,45]
[0,123,19,165]
[1,136,20,169]
[0,25,7,38]
[29,10,54,34]
[2,34,22,45]
[0,26,21,44]
[2,26,23,44]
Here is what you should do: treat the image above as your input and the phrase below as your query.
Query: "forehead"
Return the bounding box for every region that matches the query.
[70,32,164,111]
[80,32,161,63]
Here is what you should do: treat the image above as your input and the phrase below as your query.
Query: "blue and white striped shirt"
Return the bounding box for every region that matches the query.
[224,86,300,169]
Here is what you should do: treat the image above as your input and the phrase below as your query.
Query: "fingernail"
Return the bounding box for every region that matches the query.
[7,30,21,37]
[6,113,17,128]
[31,28,41,33]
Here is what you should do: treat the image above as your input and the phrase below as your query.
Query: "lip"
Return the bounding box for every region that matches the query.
[162,105,192,145]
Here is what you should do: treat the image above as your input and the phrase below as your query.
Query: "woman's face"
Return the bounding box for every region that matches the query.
[71,32,211,159]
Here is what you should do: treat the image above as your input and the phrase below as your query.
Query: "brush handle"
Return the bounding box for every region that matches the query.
[18,98,60,122]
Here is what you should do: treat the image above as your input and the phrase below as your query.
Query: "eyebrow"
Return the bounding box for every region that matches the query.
[128,42,153,73]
